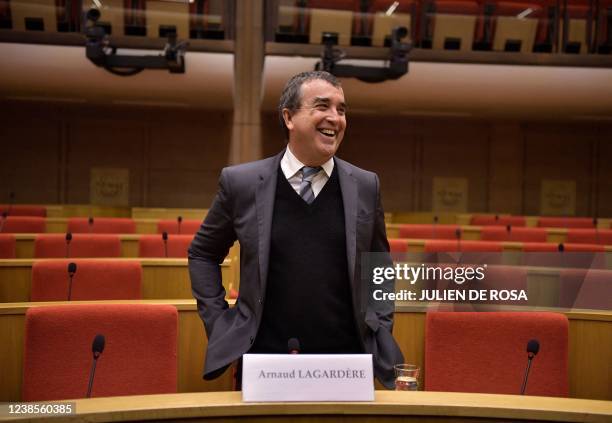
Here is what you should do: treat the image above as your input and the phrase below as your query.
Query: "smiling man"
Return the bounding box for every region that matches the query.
[189,71,403,389]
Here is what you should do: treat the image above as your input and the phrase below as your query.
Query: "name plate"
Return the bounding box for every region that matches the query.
[242,354,374,402]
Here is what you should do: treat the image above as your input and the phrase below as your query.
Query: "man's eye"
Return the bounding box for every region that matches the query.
[315,104,327,110]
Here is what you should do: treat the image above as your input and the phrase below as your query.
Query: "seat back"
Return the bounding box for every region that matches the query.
[0,205,46,217]
[0,216,46,233]
[138,234,193,258]
[31,259,142,301]
[22,304,177,401]
[566,229,612,245]
[34,234,122,258]
[481,226,547,242]
[425,311,569,396]
[389,238,410,252]
[425,240,503,252]
[537,217,595,228]
[0,234,16,258]
[470,215,526,226]
[157,219,202,235]
[399,224,461,240]
[67,217,136,234]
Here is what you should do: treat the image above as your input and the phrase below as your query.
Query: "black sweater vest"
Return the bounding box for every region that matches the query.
[251,165,362,354]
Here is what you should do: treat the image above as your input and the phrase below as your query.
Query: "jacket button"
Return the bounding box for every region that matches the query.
[258,298,262,304]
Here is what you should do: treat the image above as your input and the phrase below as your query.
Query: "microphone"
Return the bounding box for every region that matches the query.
[432,215,438,239]
[506,224,512,241]
[593,217,599,244]
[495,214,499,222]
[558,243,564,253]
[177,216,183,235]
[521,339,539,395]
[88,217,94,233]
[288,338,300,354]
[65,232,73,258]
[0,211,7,233]
[455,228,462,251]
[162,231,169,258]
[87,334,105,398]
[67,262,77,301]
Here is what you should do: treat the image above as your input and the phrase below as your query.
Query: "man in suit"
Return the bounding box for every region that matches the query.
[189,70,403,389]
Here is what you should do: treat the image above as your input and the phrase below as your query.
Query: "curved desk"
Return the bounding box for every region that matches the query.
[1,391,611,422]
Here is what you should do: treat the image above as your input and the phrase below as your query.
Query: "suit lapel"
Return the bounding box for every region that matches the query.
[255,150,284,293]
[337,158,358,287]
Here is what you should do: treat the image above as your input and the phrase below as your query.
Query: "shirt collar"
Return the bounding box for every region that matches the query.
[281,146,335,179]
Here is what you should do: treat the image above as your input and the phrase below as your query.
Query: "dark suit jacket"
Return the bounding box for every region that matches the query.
[188,150,403,388]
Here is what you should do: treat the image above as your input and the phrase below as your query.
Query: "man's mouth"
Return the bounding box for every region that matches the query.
[317,128,337,138]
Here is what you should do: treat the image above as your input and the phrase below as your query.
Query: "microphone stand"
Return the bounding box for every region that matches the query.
[521,352,535,395]
[87,351,101,398]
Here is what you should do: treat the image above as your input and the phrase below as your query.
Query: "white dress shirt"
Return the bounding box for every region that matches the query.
[280,146,334,198]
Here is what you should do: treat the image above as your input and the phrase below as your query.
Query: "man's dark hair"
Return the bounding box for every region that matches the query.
[278,71,341,140]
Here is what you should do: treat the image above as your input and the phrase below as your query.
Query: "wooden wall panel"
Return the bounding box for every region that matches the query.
[420,120,489,213]
[0,116,61,204]
[1,101,611,217]
[523,124,596,216]
[67,120,147,205]
[0,103,232,209]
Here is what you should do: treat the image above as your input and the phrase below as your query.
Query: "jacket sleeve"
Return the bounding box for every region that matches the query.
[188,168,237,338]
[370,173,395,332]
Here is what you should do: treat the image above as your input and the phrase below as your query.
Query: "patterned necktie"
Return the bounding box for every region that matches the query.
[299,166,321,204]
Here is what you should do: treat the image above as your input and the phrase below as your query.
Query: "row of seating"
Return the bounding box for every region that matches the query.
[470,215,602,228]
[390,238,609,252]
[20,305,569,400]
[395,224,612,243]
[276,0,612,54]
[0,216,202,234]
[0,0,225,40]
[0,233,195,258]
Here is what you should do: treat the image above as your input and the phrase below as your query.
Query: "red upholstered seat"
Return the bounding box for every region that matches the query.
[0,205,46,217]
[138,234,194,258]
[425,312,569,396]
[157,219,202,235]
[31,259,142,301]
[481,226,547,242]
[559,268,612,310]
[537,217,595,228]
[566,229,612,245]
[563,243,606,252]
[0,234,16,258]
[34,234,121,258]
[22,304,177,401]
[0,216,46,233]
[425,240,503,252]
[389,238,410,253]
[399,224,461,240]
[67,217,136,234]
[470,215,526,226]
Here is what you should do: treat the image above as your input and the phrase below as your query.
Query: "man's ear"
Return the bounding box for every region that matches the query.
[282,108,294,131]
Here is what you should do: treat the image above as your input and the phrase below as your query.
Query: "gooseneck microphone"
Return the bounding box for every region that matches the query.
[65,232,73,258]
[288,338,300,354]
[162,231,169,258]
[177,216,183,235]
[0,211,7,233]
[432,215,439,239]
[67,262,77,301]
[455,228,462,252]
[87,334,105,398]
[593,217,599,244]
[88,217,94,233]
[520,339,540,395]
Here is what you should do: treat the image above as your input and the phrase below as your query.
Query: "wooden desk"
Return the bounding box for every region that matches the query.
[0,259,234,302]
[1,391,611,422]
[0,302,609,402]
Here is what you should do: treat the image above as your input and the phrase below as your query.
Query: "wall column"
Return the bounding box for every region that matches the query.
[229,0,265,164]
